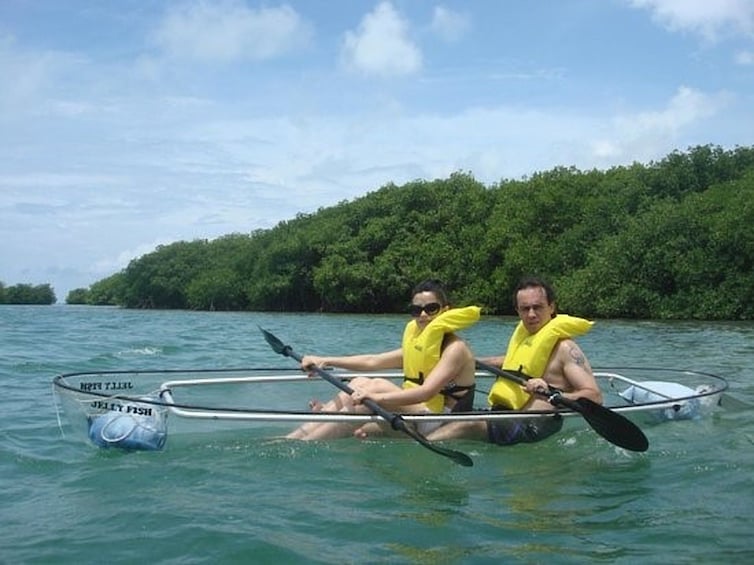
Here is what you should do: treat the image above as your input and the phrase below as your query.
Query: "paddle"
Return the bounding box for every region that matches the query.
[475,359,649,452]
[259,327,474,467]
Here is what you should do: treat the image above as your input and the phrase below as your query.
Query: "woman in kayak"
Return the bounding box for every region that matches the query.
[286,279,480,440]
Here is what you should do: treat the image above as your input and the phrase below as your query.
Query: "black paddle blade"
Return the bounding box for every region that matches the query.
[403,426,474,467]
[554,395,649,452]
[259,326,294,358]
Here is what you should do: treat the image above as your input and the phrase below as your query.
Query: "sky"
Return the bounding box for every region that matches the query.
[1,1,753,301]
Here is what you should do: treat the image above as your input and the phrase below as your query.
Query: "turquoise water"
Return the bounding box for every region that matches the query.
[2,305,753,564]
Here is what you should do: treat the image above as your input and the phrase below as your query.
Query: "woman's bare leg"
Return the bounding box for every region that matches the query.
[287,390,363,440]
[287,377,377,440]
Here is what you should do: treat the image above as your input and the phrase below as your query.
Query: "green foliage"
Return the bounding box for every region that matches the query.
[77,144,754,319]
[558,169,754,320]
[88,273,126,305]
[186,269,245,310]
[119,241,212,308]
[65,273,125,305]
[0,283,56,304]
[65,288,89,304]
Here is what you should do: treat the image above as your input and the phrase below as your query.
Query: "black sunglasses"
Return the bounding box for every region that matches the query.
[408,302,442,317]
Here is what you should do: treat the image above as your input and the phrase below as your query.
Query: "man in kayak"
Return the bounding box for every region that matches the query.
[287,279,480,440]
[428,276,602,445]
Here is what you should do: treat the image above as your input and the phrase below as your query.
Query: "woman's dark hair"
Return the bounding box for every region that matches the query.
[412,279,450,306]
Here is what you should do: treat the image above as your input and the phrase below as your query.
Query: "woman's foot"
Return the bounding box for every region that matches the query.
[353,423,382,440]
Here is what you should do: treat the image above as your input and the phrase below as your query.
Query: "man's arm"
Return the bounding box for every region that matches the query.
[557,340,602,404]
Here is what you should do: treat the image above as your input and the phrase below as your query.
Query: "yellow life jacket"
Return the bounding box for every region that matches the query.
[488,314,594,409]
[402,305,481,413]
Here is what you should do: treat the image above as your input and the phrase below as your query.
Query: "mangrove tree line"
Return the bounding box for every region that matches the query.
[0,283,56,305]
[69,145,754,320]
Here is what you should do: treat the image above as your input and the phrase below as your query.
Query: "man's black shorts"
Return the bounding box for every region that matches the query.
[487,413,563,445]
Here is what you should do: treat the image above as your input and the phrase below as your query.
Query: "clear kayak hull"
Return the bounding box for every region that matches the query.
[52,366,728,450]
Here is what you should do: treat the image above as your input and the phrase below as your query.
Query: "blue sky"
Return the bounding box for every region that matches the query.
[1,0,752,301]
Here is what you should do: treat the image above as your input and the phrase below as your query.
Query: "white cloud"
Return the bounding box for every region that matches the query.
[626,0,754,40]
[0,172,122,189]
[429,6,471,42]
[0,33,87,114]
[341,1,422,77]
[735,50,754,64]
[92,239,175,277]
[618,86,723,134]
[153,0,312,62]
[590,86,729,162]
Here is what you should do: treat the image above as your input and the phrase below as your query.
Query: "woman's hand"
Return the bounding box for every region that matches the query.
[300,355,328,376]
[351,388,380,405]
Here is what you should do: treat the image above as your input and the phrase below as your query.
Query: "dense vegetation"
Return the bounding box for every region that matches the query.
[0,282,56,305]
[67,145,754,320]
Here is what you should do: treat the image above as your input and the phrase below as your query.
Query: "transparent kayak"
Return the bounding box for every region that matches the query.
[53,366,728,451]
